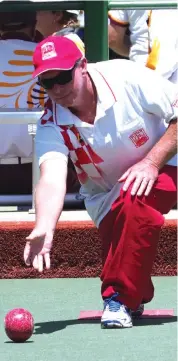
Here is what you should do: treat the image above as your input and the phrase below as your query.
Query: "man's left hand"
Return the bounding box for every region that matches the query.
[118,159,159,196]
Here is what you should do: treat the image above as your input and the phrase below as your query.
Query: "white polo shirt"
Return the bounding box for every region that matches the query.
[108,10,149,63]
[147,10,178,82]
[35,59,178,227]
[108,10,178,82]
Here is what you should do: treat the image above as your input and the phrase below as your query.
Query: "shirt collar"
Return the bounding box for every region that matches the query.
[87,64,117,116]
[54,63,117,126]
[54,27,76,36]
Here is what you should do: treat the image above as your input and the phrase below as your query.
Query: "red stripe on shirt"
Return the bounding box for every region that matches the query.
[96,70,117,102]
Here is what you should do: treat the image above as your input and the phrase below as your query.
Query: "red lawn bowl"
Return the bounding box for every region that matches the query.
[4,308,34,342]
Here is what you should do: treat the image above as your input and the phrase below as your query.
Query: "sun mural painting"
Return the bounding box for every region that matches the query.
[0,40,47,109]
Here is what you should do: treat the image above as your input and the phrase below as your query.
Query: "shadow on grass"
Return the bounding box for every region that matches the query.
[4,340,34,344]
[34,316,177,334]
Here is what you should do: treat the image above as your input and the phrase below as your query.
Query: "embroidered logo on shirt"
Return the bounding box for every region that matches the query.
[129,128,149,148]
[41,42,57,60]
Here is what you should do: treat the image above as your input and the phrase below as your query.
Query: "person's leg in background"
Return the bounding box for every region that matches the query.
[99,165,177,328]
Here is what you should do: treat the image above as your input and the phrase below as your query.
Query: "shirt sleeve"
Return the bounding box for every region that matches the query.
[35,99,69,166]
[108,10,129,26]
[127,10,149,27]
[129,64,178,123]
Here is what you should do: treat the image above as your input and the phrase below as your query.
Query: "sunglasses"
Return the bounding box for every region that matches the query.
[38,61,80,90]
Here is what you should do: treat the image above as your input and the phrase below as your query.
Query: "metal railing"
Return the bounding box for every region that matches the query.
[0,0,176,62]
[0,0,177,10]
[109,0,177,9]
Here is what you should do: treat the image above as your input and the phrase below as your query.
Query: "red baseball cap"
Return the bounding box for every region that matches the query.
[33,36,83,78]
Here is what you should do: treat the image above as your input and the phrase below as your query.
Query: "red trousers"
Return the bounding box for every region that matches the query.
[99,165,177,310]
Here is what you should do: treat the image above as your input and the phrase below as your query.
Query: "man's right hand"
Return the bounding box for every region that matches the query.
[24,229,54,272]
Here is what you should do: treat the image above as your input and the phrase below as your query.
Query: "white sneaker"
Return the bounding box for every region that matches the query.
[101,294,133,328]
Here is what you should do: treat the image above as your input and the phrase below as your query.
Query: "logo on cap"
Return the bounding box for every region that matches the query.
[41,42,57,60]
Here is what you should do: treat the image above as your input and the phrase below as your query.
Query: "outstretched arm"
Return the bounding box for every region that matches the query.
[24,157,67,272]
[35,158,67,233]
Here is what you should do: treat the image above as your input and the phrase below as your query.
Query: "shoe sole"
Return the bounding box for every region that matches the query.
[101,321,133,329]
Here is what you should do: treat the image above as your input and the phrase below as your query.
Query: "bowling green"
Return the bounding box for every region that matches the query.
[0,277,177,361]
